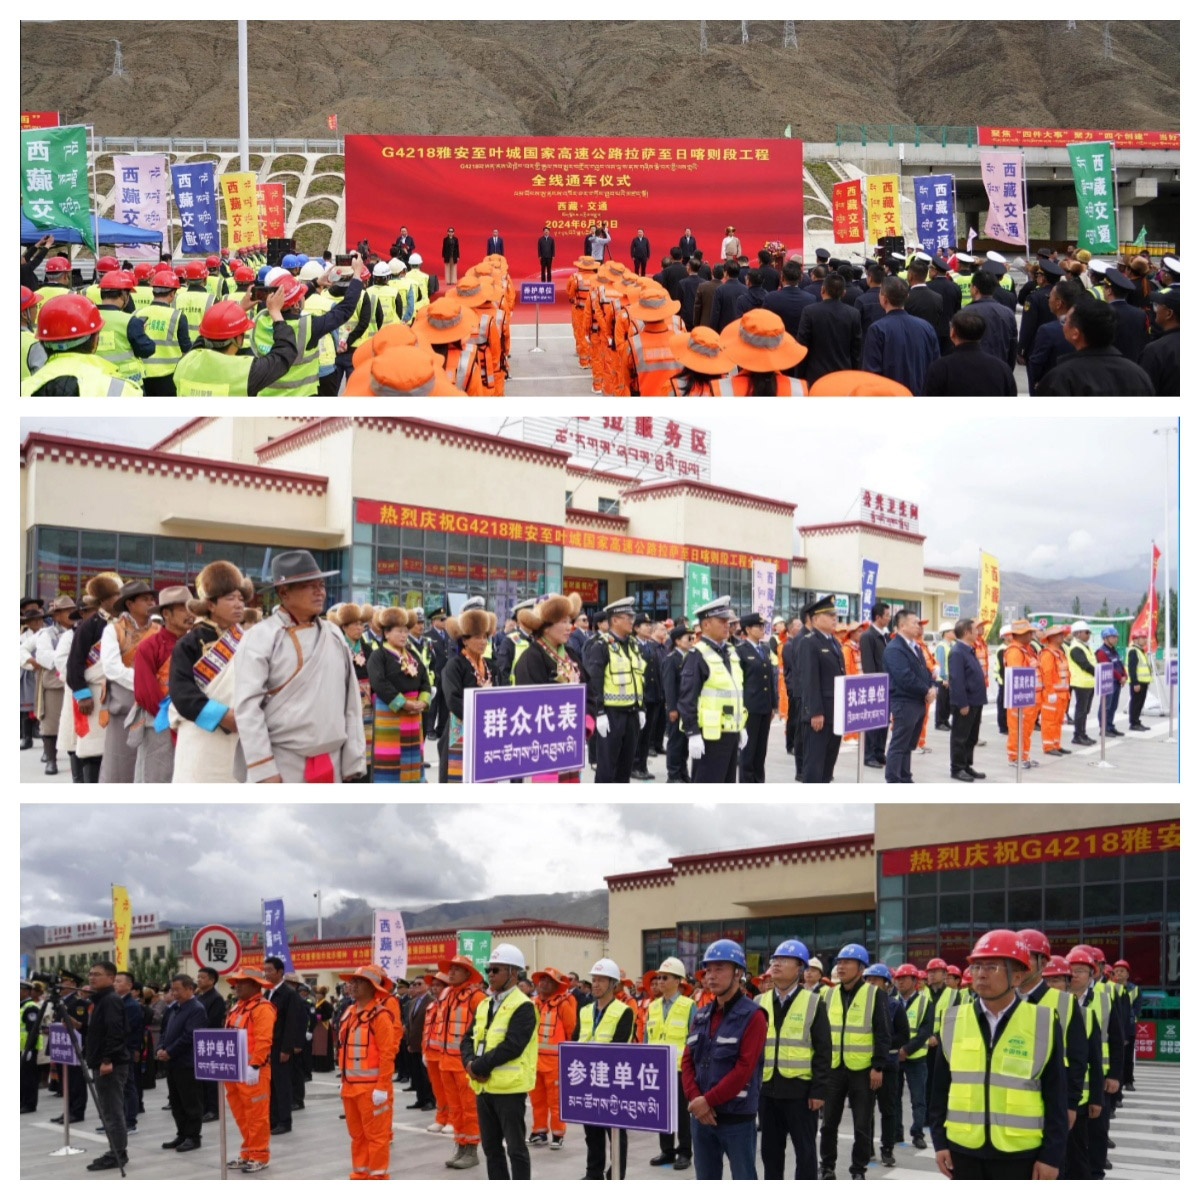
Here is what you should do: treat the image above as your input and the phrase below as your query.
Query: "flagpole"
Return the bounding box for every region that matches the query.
[1022,149,1030,259]
[1155,426,1175,742]
[1149,536,1166,715]
[237,20,249,174]
[1109,141,1120,255]
[89,124,100,260]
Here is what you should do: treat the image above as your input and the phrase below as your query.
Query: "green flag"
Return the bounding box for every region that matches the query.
[456,930,492,976]
[1132,225,1148,247]
[685,564,712,621]
[1067,141,1116,255]
[21,124,95,251]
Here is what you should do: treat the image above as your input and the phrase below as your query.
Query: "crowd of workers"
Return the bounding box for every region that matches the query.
[22,930,1145,1180]
[19,229,1178,396]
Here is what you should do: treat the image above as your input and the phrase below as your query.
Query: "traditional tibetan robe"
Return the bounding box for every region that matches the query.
[169,619,246,784]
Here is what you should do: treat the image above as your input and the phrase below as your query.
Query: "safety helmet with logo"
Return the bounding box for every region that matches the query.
[36,294,103,342]
[204,254,220,269]
[277,277,308,310]
[893,963,920,979]
[657,956,687,978]
[281,254,301,272]
[372,261,392,279]
[926,957,948,971]
[770,939,810,964]
[184,261,208,281]
[701,939,747,969]
[864,964,892,981]
[198,300,255,341]
[1065,946,1094,968]
[487,943,526,971]
[43,256,72,276]
[173,264,188,280]
[1018,929,1052,959]
[589,957,622,980]
[836,944,871,966]
[96,255,120,273]
[1041,955,1072,979]
[298,260,324,282]
[1070,620,1090,633]
[966,929,1031,970]
[338,963,391,993]
[150,271,181,291]
[233,266,256,284]
[99,270,136,291]
[133,262,156,282]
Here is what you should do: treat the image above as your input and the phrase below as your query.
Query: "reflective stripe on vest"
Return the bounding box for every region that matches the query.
[339,1002,385,1081]
[695,640,744,739]
[510,633,530,684]
[1087,987,1112,1074]
[304,291,338,369]
[21,354,138,397]
[445,986,482,1055]
[1129,644,1153,684]
[536,996,572,1054]
[173,348,254,396]
[21,329,45,380]
[1034,987,1074,1067]
[904,991,931,1059]
[469,989,538,1095]
[821,982,877,1070]
[368,284,400,331]
[600,633,643,708]
[135,305,185,376]
[176,288,214,330]
[254,313,319,395]
[629,329,683,376]
[95,308,141,382]
[932,986,957,1037]
[228,994,271,1061]
[33,285,71,321]
[579,998,630,1044]
[424,997,446,1054]
[1068,638,1097,689]
[759,988,817,1080]
[943,1000,1052,1153]
[647,994,695,1072]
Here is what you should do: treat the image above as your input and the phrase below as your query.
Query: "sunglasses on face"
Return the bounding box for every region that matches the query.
[485,966,507,975]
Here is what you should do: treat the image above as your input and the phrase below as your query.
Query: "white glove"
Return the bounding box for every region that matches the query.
[638,711,646,730]
[689,734,705,760]
[371,1089,388,1107]
[739,729,748,750]
[596,714,610,738]
[245,1066,259,1084]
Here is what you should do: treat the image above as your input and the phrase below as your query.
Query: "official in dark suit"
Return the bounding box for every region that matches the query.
[755,250,781,292]
[195,967,228,1119]
[735,614,777,782]
[965,271,1018,367]
[678,230,697,260]
[802,267,826,303]
[1017,258,1062,360]
[662,625,692,782]
[947,619,988,782]
[263,957,307,1134]
[764,259,816,342]
[854,265,886,331]
[862,278,940,394]
[1036,300,1155,396]
[630,230,650,276]
[404,979,435,1109]
[883,610,936,784]
[1025,281,1082,393]
[1139,289,1179,396]
[859,605,890,768]
[734,270,768,317]
[904,257,947,343]
[780,618,804,765]
[632,616,662,780]
[676,262,703,331]
[1102,270,1151,361]
[661,248,687,302]
[927,256,962,354]
[798,596,845,783]
[710,271,748,332]
[486,231,505,256]
[537,228,555,283]
[798,274,862,384]
[922,309,1018,396]
[441,228,460,285]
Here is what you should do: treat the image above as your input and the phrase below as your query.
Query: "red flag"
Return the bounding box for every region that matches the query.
[1131,542,1161,650]
[327,114,338,132]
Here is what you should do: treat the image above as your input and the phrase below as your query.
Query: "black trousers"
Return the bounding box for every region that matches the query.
[633,707,654,772]
[1122,1038,1136,1087]
[67,1062,88,1120]
[142,375,177,396]
[739,711,771,782]
[411,1054,434,1106]
[649,701,666,753]
[801,719,841,783]
[871,1067,900,1150]
[292,1051,306,1102]
[203,1078,218,1116]
[819,1066,873,1173]
[21,1054,39,1110]
[167,1064,204,1140]
[935,681,951,727]
[1064,1104,1091,1179]
[948,1151,1038,1179]
[666,718,690,781]
[476,1091,531,1179]
[1072,688,1093,739]
[864,724,887,765]
[95,1063,129,1157]
[595,708,638,782]
[539,257,553,283]
[633,258,647,276]
[785,692,801,754]
[1128,684,1148,726]
[584,1123,627,1179]
[659,1074,693,1158]
[1087,1092,1111,1178]
[269,1048,293,1128]
[997,691,1009,734]
[692,731,738,783]
[950,704,981,773]
[885,699,925,783]
[317,373,339,396]
[760,1091,818,1179]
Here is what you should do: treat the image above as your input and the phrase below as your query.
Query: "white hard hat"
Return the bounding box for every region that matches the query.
[808,957,824,972]
[487,942,526,970]
[999,624,1012,637]
[1070,620,1090,633]
[298,261,323,282]
[590,957,621,981]
[264,266,291,287]
[372,261,392,278]
[657,957,687,978]
[388,257,404,272]
[939,622,955,633]
[408,252,423,265]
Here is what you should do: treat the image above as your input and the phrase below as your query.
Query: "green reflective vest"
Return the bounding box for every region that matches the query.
[205,274,227,300]
[408,269,431,311]
[95,307,144,384]
[1068,638,1097,689]
[822,982,877,1071]
[951,272,974,305]
[21,353,141,397]
[303,290,338,369]
[388,276,415,323]
[932,985,957,1038]
[174,348,254,396]
[509,634,531,684]
[759,987,817,1080]
[252,312,319,396]
[1034,986,1074,1068]
[600,633,643,709]
[176,287,214,331]
[904,990,931,1059]
[648,993,694,1072]
[695,639,745,740]
[942,999,1053,1153]
[131,285,155,311]
[367,284,400,333]
[135,303,187,377]
[468,988,538,1095]
[1080,999,1099,1091]
[579,997,631,1044]
[84,283,103,307]
[1128,645,1152,684]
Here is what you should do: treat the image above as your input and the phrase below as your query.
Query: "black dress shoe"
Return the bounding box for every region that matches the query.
[176,1138,201,1152]
[630,768,654,780]
[162,1137,184,1149]
[420,1102,436,1111]
[20,737,33,750]
[20,1106,36,1114]
[50,1114,64,1124]
[649,1153,676,1166]
[1057,746,1072,754]
[290,1101,304,1110]
[935,724,952,732]
[911,1135,928,1149]
[407,1101,424,1109]
[673,1155,691,1171]
[1106,728,1124,737]
[865,759,883,769]
[1107,1136,1115,1149]
[270,1124,291,1135]
[881,1149,896,1167]
[202,1112,218,1122]
[820,1168,837,1180]
[952,769,975,782]
[967,767,986,779]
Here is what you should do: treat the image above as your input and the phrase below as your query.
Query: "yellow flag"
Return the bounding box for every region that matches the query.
[112,885,131,971]
[978,552,1000,633]
[219,172,262,252]
[865,174,902,240]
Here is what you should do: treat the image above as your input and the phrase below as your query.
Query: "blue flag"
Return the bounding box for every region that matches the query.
[861,559,879,615]
[170,162,220,257]
[912,174,956,256]
[261,897,294,973]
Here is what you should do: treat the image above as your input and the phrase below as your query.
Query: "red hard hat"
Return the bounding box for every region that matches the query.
[926,958,948,971]
[99,270,135,291]
[946,964,962,978]
[1065,946,1094,967]
[961,968,973,985]
[1113,959,1130,970]
[36,293,102,342]
[229,258,243,268]
[150,271,181,290]
[966,929,1031,970]
[173,264,188,279]
[20,285,37,312]
[917,969,928,980]
[1018,929,1052,959]
[1041,955,1072,978]
[44,256,72,274]
[233,266,256,283]
[1087,945,1106,965]
[893,963,919,979]
[198,300,254,340]
[205,254,220,268]
[96,255,120,272]
[220,246,229,256]
[133,262,155,281]
[279,278,308,309]
[184,261,209,281]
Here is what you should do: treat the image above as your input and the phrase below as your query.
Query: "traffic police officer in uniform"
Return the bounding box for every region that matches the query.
[583,597,645,783]
[495,599,536,687]
[734,612,776,783]
[1018,257,1065,363]
[20,980,44,1112]
[661,624,694,783]
[678,596,747,784]
[798,595,845,783]
[50,970,90,1127]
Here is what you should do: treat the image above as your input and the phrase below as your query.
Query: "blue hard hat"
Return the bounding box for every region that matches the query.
[296,254,309,266]
[771,939,811,964]
[836,943,871,966]
[256,265,272,284]
[864,963,892,980]
[701,939,747,969]
[281,254,301,270]
[1101,626,1118,638]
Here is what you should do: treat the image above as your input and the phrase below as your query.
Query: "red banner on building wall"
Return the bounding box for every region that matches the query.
[21,111,60,130]
[356,498,564,546]
[832,180,863,243]
[977,127,1179,150]
[239,936,455,972]
[345,135,804,281]
[563,576,601,604]
[880,819,1179,877]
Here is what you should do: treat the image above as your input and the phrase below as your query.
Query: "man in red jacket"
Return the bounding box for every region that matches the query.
[131,586,193,782]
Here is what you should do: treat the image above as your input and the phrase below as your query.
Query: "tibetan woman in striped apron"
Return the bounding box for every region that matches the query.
[514,593,584,783]
[366,607,431,784]
[437,605,494,783]
[331,603,374,782]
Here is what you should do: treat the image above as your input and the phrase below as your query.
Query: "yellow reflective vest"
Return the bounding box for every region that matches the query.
[468,988,537,1095]
[600,633,643,710]
[1068,638,1097,689]
[759,987,818,1080]
[135,303,187,378]
[647,993,694,1072]
[22,353,141,397]
[579,998,631,1044]
[932,985,958,1038]
[822,982,877,1071]
[302,290,338,370]
[1087,986,1112,1075]
[695,639,745,740]
[904,990,931,1059]
[1128,644,1152,684]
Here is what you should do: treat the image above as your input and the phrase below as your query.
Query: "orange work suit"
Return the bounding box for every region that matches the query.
[777,632,789,723]
[530,992,577,1137]
[587,287,608,392]
[567,274,592,366]
[468,307,504,396]
[729,372,806,396]
[380,993,403,1143]
[917,640,938,749]
[439,984,485,1147]
[440,344,483,396]
[841,639,862,743]
[1005,642,1040,762]
[339,999,398,1180]
[628,324,684,396]
[422,993,451,1128]
[1039,645,1071,752]
[974,638,990,693]
[225,994,276,1164]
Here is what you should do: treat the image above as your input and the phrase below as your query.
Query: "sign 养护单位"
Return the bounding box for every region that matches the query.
[520,282,555,304]
[194,1028,249,1083]
[859,489,919,533]
[463,682,587,784]
[1168,658,1178,687]
[191,924,243,976]
[833,673,890,737]
[558,1042,676,1134]
[523,415,711,482]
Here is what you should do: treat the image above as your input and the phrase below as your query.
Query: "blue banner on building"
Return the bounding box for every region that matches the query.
[912,174,956,255]
[261,897,294,973]
[170,162,220,256]
[861,559,879,614]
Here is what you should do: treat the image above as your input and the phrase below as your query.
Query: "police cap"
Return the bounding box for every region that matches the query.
[1151,286,1179,314]
[695,595,736,621]
[802,594,838,619]
[738,612,766,629]
[1038,258,1065,278]
[603,596,636,618]
[1104,267,1137,293]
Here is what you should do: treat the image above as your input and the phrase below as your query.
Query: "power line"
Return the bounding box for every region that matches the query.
[1103,21,1113,58]
[784,21,798,50]
[110,39,125,78]
[741,20,749,45]
[699,19,707,54]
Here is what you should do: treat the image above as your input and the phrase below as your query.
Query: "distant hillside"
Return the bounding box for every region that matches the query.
[951,558,1176,616]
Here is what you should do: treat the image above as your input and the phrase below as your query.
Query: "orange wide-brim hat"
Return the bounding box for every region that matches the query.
[721,309,806,372]
[531,967,571,994]
[344,346,460,397]
[573,256,600,271]
[338,963,392,993]
[625,286,681,324]
[808,370,912,396]
[437,955,484,987]
[453,273,501,309]
[669,326,737,375]
[422,971,450,987]
[352,321,420,369]
[641,969,659,994]
[227,967,270,988]
[412,297,481,345]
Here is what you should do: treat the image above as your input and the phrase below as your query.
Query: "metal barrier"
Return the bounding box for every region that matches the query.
[835,124,979,148]
[96,136,344,154]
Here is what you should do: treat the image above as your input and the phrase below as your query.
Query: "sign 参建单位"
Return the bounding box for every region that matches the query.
[1004,665,1038,709]
[191,924,242,976]
[522,416,711,482]
[463,682,587,784]
[558,1042,676,1134]
[1168,658,1178,687]
[859,489,919,533]
[834,672,890,737]
[1095,660,1115,699]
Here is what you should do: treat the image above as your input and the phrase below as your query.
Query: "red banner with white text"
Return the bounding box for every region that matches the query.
[345,135,804,282]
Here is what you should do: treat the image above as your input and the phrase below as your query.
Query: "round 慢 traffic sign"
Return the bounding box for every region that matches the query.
[191,924,242,976]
